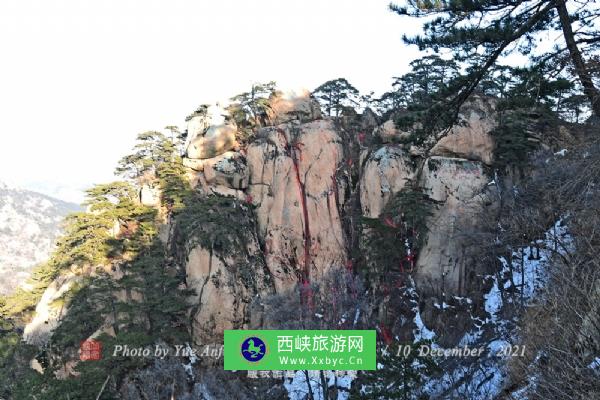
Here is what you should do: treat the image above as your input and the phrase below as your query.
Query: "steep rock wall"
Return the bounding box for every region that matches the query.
[246,120,347,292]
[173,196,274,344]
[415,156,491,297]
[185,243,272,343]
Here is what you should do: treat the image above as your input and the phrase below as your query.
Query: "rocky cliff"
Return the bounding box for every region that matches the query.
[171,91,501,345]
[23,91,499,345]
[15,89,596,400]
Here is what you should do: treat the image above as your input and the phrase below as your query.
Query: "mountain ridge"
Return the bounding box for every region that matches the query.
[0,182,81,295]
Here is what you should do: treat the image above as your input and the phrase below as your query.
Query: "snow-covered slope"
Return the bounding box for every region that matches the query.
[0,181,80,295]
[420,219,573,399]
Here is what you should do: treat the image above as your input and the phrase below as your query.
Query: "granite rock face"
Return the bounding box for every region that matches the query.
[414,156,490,296]
[185,237,272,343]
[360,146,415,218]
[430,95,497,165]
[175,95,501,342]
[246,119,347,292]
[26,92,501,348]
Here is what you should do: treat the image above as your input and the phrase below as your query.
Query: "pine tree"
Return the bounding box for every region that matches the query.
[120,241,192,341]
[401,55,460,107]
[116,130,192,211]
[377,56,454,113]
[362,187,432,280]
[51,211,114,269]
[155,152,192,212]
[477,64,575,169]
[227,81,277,141]
[375,55,464,142]
[312,78,360,117]
[391,0,600,117]
[115,131,177,180]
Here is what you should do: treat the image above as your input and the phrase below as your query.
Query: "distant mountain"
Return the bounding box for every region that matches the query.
[0,182,81,295]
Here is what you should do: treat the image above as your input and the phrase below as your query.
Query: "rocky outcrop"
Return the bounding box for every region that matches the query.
[186,124,239,160]
[360,146,415,218]
[180,95,347,308]
[415,156,491,296]
[246,119,346,292]
[267,89,322,125]
[23,273,80,346]
[32,91,498,348]
[184,104,228,150]
[430,95,497,165]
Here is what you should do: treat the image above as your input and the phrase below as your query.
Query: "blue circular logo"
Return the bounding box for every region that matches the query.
[241,336,266,362]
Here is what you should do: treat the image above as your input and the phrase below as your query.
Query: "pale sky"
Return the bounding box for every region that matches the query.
[0,0,423,203]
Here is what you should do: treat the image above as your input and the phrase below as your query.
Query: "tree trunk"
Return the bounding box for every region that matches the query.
[304,370,315,400]
[319,370,329,400]
[556,0,600,117]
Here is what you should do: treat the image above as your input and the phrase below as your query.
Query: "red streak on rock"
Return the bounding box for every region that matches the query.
[277,128,311,285]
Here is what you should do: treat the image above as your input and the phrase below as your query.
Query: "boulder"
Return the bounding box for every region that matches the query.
[267,89,322,125]
[360,146,414,218]
[186,114,210,145]
[184,103,228,150]
[186,124,239,160]
[430,95,497,165]
[246,119,347,292]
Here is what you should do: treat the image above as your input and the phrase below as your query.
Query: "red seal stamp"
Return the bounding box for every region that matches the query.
[80,339,102,361]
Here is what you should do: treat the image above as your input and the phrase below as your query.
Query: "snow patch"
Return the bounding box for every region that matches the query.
[589,357,600,374]
[284,370,354,400]
[413,308,436,341]
[554,149,568,156]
